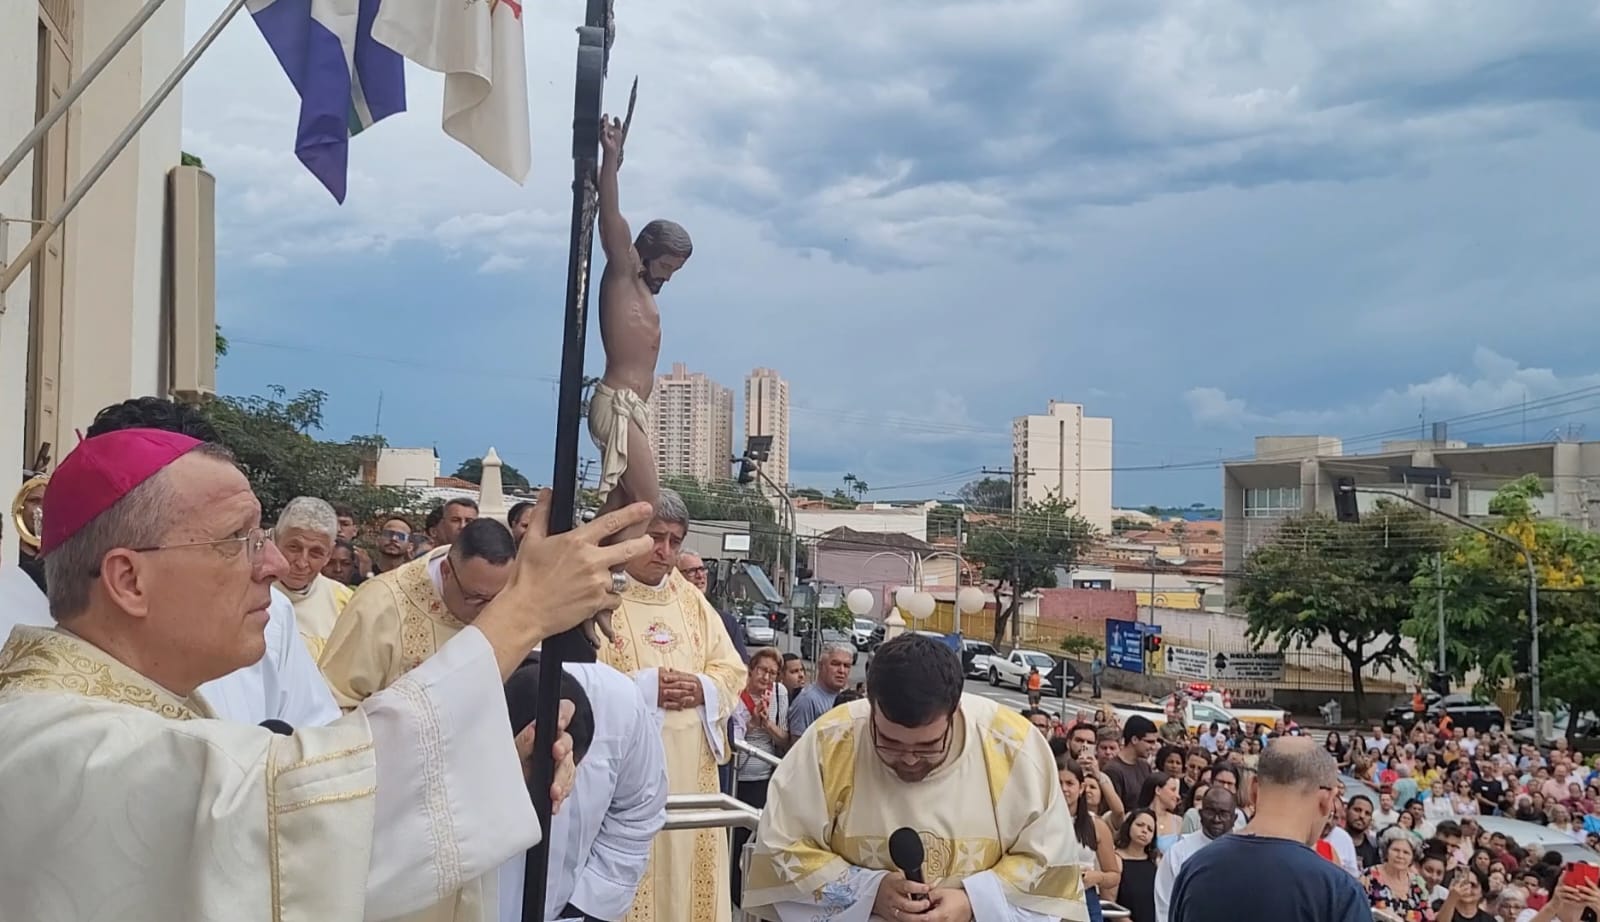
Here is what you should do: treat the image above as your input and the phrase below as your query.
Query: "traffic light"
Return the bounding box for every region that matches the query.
[735,457,756,485]
[1334,477,1360,523]
[1143,633,1163,653]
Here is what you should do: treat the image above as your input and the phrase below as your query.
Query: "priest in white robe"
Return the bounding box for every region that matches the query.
[498,660,669,922]
[744,632,1087,922]
[271,495,356,660]
[0,428,657,922]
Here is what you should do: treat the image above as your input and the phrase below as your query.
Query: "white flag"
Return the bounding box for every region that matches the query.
[372,0,531,183]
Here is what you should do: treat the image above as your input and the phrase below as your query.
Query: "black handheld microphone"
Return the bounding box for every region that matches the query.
[888,827,928,901]
[259,720,295,735]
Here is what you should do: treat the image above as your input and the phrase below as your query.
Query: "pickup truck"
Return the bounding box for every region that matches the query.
[1115,696,1287,736]
[1382,693,1504,734]
[989,649,1081,696]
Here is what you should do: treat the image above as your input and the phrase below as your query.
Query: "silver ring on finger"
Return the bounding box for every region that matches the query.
[610,571,628,594]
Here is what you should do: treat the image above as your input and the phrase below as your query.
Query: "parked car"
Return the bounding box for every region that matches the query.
[743,614,776,646]
[802,629,859,664]
[961,639,998,680]
[850,618,876,650]
[990,649,1080,696]
[1382,693,1505,734]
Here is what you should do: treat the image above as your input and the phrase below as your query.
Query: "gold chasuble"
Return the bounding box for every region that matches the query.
[744,695,1087,922]
[320,549,464,709]
[278,572,355,661]
[0,627,379,922]
[597,571,747,922]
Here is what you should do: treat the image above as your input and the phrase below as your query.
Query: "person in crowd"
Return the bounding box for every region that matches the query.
[0,395,339,729]
[1105,715,1159,806]
[744,632,1085,922]
[789,641,852,739]
[1171,738,1368,922]
[1107,808,1161,922]
[594,489,747,922]
[371,515,415,575]
[508,501,537,546]
[271,496,355,660]
[1058,748,1122,922]
[0,432,640,921]
[1153,786,1237,922]
[320,518,518,706]
[323,537,362,586]
[780,652,807,697]
[1140,772,1185,856]
[1346,793,1382,869]
[730,647,791,904]
[1363,823,1434,920]
[429,497,479,546]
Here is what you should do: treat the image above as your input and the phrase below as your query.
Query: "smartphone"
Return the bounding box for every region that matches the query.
[1561,862,1599,889]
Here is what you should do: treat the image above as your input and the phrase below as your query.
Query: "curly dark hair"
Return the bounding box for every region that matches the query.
[86,396,220,442]
[865,633,962,728]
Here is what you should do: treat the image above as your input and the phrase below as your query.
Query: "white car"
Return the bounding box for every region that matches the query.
[743,615,776,646]
[850,618,876,649]
[989,649,1076,695]
[962,640,998,679]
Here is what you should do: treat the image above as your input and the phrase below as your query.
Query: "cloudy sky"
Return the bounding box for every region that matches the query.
[183,1,1600,507]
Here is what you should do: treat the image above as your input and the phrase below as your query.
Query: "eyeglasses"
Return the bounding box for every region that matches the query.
[750,666,778,678]
[870,712,953,762]
[447,564,498,607]
[380,529,410,542]
[129,528,275,566]
[681,566,707,575]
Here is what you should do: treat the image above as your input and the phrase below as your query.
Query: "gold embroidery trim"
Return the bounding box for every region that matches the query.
[276,787,378,815]
[267,738,283,922]
[280,743,374,773]
[0,629,204,720]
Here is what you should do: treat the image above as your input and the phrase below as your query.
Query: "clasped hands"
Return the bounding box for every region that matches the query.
[657,668,704,711]
[872,872,971,922]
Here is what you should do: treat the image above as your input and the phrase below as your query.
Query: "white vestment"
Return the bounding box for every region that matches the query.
[0,566,338,727]
[0,623,537,922]
[497,662,669,922]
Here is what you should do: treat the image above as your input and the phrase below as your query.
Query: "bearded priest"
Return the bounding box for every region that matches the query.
[320,516,517,709]
[0,429,656,922]
[595,488,748,922]
[743,632,1088,922]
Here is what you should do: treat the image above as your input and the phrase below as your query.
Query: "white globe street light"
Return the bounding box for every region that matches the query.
[956,586,986,616]
[894,586,915,611]
[845,587,875,617]
[907,591,936,620]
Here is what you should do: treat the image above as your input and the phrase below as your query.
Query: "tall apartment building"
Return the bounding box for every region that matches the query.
[650,363,734,482]
[1011,400,1114,532]
[744,367,791,490]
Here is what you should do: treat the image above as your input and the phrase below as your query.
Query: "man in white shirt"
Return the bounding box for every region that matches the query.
[499,660,668,921]
[0,396,339,727]
[1156,787,1237,922]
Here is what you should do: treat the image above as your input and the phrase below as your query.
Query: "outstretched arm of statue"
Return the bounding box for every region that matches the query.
[596,115,635,265]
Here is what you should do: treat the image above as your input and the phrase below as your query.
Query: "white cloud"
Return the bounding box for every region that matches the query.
[247,252,288,269]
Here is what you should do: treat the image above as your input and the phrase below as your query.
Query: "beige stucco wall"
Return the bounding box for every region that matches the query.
[0,0,186,564]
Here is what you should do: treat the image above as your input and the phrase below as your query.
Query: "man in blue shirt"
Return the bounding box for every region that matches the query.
[1171,737,1367,922]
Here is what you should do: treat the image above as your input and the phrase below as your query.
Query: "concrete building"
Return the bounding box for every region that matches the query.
[744,366,790,490]
[1011,400,1113,532]
[794,503,929,542]
[367,447,441,487]
[1222,429,1600,588]
[650,362,734,483]
[3,0,197,565]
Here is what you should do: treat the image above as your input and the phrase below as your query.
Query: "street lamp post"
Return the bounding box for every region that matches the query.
[1145,553,1189,625]
[1341,482,1543,741]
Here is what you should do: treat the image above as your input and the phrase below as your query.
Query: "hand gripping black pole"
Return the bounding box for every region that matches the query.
[523,1,613,919]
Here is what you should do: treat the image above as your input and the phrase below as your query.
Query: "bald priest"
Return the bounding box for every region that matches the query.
[0,428,655,922]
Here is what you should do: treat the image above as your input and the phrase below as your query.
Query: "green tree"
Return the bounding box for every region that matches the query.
[215,325,229,359]
[452,457,531,489]
[1236,504,1447,718]
[1405,475,1600,737]
[964,493,1097,645]
[1058,634,1103,658]
[926,503,963,541]
[661,475,791,579]
[957,476,1012,514]
[199,386,415,522]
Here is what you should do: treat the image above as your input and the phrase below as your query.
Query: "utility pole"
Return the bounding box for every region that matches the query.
[1435,551,1446,675]
[981,465,1029,522]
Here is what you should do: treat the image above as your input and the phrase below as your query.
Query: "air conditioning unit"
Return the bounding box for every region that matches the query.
[167,164,216,401]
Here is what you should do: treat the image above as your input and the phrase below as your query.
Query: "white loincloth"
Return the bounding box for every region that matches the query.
[587,382,651,505]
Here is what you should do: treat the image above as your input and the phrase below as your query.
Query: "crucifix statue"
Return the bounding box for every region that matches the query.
[587,107,692,571]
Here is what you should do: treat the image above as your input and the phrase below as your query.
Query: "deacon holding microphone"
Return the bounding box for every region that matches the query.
[743,633,1088,922]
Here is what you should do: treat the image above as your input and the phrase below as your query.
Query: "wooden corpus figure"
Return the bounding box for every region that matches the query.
[588,114,691,546]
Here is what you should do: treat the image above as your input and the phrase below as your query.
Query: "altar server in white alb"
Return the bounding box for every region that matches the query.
[499,660,669,922]
[0,395,338,728]
[0,428,657,922]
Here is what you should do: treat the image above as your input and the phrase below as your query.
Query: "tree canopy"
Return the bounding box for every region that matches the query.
[198,387,415,523]
[453,456,530,489]
[660,475,795,581]
[963,493,1097,644]
[1235,502,1447,718]
[957,476,1012,514]
[1405,475,1600,732]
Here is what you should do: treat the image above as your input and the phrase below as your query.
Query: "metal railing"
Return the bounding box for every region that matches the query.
[734,738,784,768]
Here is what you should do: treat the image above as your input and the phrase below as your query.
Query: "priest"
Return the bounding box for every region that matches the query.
[320,517,517,709]
[271,495,355,660]
[0,396,338,728]
[743,632,1087,922]
[0,428,656,922]
[595,489,747,922]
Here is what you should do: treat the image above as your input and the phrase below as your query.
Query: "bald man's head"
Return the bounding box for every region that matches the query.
[1199,785,1238,838]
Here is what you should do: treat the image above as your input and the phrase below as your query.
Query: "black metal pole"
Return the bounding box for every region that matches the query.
[524,1,613,918]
